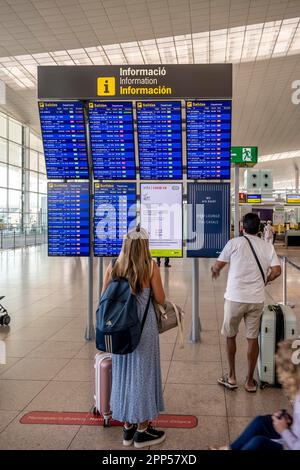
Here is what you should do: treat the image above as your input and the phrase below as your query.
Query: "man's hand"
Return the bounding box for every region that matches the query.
[211,266,220,279]
[272,414,289,434]
[211,261,227,280]
[266,265,281,284]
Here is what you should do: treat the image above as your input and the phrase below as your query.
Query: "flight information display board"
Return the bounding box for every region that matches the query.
[186,100,231,180]
[88,102,135,180]
[137,101,182,180]
[187,183,230,258]
[39,101,88,179]
[94,182,136,257]
[140,183,182,257]
[48,182,89,256]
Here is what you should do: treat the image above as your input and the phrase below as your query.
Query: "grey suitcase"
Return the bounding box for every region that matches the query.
[258,304,297,387]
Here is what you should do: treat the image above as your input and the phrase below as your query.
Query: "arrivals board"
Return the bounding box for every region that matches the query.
[88,102,135,180]
[187,183,230,258]
[137,101,182,180]
[47,182,89,256]
[39,101,88,179]
[140,183,182,257]
[186,100,231,180]
[94,182,136,257]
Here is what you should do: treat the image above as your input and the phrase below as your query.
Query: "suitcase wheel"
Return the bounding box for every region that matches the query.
[93,407,100,416]
[103,415,111,427]
[0,314,10,326]
[260,381,268,390]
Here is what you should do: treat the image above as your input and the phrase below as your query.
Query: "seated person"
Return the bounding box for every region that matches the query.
[211,338,300,450]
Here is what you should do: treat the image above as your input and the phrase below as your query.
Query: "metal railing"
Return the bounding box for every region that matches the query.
[0,226,47,250]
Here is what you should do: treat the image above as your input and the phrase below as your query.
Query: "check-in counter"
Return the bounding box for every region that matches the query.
[285,230,300,247]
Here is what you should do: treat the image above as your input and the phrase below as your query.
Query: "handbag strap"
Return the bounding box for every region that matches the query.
[171,302,184,348]
[243,236,266,284]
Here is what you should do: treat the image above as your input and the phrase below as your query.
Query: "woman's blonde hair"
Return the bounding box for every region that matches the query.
[276,338,300,399]
[111,225,152,295]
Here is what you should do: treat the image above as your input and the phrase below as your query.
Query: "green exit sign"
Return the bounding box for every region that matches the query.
[231,147,258,167]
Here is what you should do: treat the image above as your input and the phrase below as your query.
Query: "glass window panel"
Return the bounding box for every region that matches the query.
[0,138,7,163]
[30,150,38,171]
[8,166,22,189]
[39,154,46,174]
[29,192,38,212]
[29,132,43,152]
[39,174,47,194]
[0,188,7,213]
[8,189,22,211]
[38,193,47,213]
[0,113,7,138]
[8,118,22,144]
[0,162,7,187]
[29,171,38,192]
[9,142,22,166]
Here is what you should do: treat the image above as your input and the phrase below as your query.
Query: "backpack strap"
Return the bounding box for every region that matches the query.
[243,236,266,284]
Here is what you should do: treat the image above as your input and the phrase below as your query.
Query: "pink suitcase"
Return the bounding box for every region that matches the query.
[93,353,112,427]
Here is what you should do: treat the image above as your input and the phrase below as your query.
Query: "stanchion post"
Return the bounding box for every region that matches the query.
[190,258,201,343]
[234,164,240,238]
[84,102,95,341]
[98,257,104,296]
[282,256,287,306]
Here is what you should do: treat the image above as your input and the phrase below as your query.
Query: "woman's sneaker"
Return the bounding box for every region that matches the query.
[123,424,137,446]
[134,425,166,448]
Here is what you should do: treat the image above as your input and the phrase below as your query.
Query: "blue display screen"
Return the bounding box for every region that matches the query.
[48,182,90,256]
[88,102,135,180]
[39,101,89,179]
[94,182,136,257]
[186,100,231,180]
[187,182,230,258]
[137,101,182,180]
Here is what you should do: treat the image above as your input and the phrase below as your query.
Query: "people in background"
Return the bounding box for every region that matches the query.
[211,213,281,393]
[211,339,300,450]
[157,257,171,268]
[264,220,275,244]
[102,226,166,448]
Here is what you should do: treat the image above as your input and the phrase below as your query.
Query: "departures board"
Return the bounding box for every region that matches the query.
[88,102,135,180]
[94,182,137,257]
[47,182,90,256]
[136,101,182,180]
[39,101,89,179]
[186,100,231,180]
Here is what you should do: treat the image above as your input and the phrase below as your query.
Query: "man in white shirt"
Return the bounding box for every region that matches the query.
[211,213,281,392]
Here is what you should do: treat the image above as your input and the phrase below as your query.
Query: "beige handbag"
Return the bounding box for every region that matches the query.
[153,300,184,347]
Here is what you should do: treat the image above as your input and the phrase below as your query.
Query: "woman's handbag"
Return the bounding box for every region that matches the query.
[153,300,184,347]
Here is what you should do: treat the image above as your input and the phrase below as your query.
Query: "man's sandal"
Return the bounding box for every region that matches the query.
[217,374,238,390]
[244,379,258,393]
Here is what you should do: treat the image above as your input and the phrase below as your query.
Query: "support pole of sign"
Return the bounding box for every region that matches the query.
[190,258,201,343]
[234,163,240,237]
[282,256,287,306]
[84,102,95,341]
[98,257,104,297]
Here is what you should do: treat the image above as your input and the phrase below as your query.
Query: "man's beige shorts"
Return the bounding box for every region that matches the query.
[221,299,264,339]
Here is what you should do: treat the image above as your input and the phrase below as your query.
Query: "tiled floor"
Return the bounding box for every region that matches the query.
[0,244,299,450]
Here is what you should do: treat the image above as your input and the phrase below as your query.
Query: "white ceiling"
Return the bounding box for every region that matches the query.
[1,0,300,186]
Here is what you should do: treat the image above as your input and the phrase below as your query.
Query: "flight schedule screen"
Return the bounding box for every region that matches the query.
[137,101,182,180]
[48,182,90,256]
[186,100,231,180]
[39,101,88,179]
[89,102,135,180]
[94,183,136,257]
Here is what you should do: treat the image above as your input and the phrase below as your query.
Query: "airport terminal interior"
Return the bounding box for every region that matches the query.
[1,0,300,452]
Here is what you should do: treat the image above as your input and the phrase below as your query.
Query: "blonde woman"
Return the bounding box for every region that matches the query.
[102,226,166,448]
[212,338,300,450]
